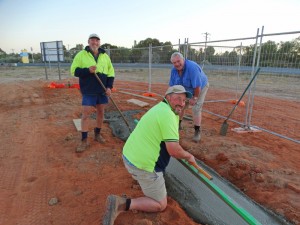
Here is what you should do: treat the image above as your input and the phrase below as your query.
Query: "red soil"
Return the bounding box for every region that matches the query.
[0,79,298,225]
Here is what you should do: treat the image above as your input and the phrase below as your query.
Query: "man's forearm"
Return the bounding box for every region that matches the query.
[193,87,201,98]
[168,143,193,161]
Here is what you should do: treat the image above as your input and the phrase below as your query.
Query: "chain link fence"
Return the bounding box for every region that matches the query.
[109,29,300,143]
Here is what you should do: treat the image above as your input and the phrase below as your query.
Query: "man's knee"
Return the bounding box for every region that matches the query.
[81,112,90,120]
[192,104,202,115]
[159,203,167,212]
[96,105,105,114]
[158,197,167,211]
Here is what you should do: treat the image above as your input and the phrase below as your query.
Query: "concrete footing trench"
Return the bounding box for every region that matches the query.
[106,110,293,225]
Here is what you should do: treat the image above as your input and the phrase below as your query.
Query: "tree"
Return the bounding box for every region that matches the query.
[204,46,215,64]
[205,46,215,56]
[154,42,174,63]
[101,43,118,49]
[293,36,300,66]
[0,48,6,56]
[135,38,162,48]
[242,45,256,66]
[63,45,71,63]
[69,44,84,59]
[33,53,42,63]
[276,38,300,67]
[108,46,131,63]
[228,50,238,65]
[259,40,277,66]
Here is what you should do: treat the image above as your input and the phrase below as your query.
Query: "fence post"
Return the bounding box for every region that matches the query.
[235,42,243,99]
[107,46,111,57]
[244,28,260,127]
[186,38,189,59]
[183,38,186,58]
[202,34,208,69]
[56,41,61,80]
[148,43,152,93]
[248,26,264,127]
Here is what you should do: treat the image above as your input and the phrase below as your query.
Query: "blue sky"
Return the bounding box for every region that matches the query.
[1,0,300,53]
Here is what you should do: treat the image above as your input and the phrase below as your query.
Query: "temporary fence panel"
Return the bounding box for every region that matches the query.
[245,31,300,142]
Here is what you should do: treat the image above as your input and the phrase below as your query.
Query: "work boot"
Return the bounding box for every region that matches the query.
[95,133,106,143]
[179,120,183,131]
[192,130,201,143]
[76,139,89,152]
[94,129,106,143]
[102,195,126,225]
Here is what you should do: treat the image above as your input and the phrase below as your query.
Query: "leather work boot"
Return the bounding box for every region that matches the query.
[94,132,106,143]
[192,130,201,143]
[179,123,183,131]
[102,195,126,225]
[76,139,89,152]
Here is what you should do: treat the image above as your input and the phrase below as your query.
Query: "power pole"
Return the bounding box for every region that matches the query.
[202,32,210,68]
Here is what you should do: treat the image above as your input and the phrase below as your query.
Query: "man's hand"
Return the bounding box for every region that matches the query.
[166,142,196,165]
[106,88,111,97]
[189,97,198,106]
[186,154,196,165]
[89,66,97,74]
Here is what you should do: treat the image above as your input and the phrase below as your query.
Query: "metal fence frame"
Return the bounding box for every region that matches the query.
[109,28,300,143]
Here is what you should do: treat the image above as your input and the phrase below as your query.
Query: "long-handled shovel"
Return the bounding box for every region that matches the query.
[220,68,261,136]
[94,73,132,133]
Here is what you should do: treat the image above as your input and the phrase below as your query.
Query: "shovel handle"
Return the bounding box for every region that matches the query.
[190,162,213,180]
[93,72,132,133]
[93,72,107,91]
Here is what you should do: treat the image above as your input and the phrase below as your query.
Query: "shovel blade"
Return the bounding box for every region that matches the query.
[220,121,229,136]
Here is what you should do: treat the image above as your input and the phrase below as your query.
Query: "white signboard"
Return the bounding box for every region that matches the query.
[40,41,64,62]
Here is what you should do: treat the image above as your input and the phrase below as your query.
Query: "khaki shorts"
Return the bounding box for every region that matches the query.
[192,83,209,115]
[123,157,167,202]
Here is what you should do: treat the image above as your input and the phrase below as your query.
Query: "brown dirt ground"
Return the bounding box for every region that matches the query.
[0,78,299,225]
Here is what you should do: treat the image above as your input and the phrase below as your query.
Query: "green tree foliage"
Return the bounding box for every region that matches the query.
[0,48,6,56]
[63,45,71,63]
[102,43,118,49]
[205,46,215,57]
[122,38,175,63]
[241,44,256,66]
[33,53,41,62]
[135,38,162,48]
[204,46,216,65]
[1,35,300,67]
[130,38,161,63]
[276,39,300,67]
[109,47,131,63]
[0,52,19,63]
[69,44,84,59]
[159,41,174,63]
[259,41,277,66]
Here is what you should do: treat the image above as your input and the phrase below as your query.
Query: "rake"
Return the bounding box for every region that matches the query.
[220,68,261,136]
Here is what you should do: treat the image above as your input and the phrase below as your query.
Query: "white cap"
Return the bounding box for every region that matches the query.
[165,85,192,98]
[88,33,100,40]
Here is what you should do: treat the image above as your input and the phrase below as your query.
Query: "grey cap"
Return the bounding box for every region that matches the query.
[165,85,192,98]
[89,33,100,40]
